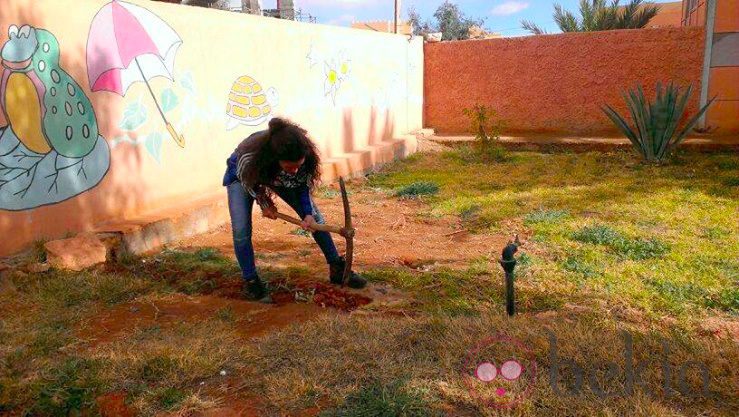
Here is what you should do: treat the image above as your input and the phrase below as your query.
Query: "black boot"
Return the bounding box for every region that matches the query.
[241,276,272,303]
[329,257,367,289]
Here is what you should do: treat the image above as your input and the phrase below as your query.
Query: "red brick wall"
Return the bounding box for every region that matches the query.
[424,27,706,135]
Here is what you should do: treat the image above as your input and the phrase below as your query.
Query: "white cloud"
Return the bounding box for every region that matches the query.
[490,1,529,16]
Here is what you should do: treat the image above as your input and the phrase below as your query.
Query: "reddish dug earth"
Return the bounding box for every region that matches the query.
[271,280,372,311]
[88,180,510,416]
[78,293,338,349]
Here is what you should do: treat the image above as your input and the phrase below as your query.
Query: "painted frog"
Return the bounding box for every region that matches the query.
[1,24,98,158]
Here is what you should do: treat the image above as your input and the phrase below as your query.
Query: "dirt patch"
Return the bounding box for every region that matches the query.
[183,397,264,417]
[96,392,135,417]
[175,184,510,272]
[78,293,329,348]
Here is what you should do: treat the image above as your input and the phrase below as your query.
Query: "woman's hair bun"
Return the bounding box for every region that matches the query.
[268,117,289,133]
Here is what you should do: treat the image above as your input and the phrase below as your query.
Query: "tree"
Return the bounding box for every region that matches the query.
[407,6,434,36]
[521,0,660,35]
[407,1,484,40]
[433,1,485,41]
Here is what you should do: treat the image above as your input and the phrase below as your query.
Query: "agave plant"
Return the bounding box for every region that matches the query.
[602,83,713,163]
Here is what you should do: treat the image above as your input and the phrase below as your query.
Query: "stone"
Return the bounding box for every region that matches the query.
[26,262,50,273]
[44,232,107,271]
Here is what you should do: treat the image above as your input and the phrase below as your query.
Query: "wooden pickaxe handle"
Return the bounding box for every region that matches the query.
[271,177,354,288]
[274,212,354,238]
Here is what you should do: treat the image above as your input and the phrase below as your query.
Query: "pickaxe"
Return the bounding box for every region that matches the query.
[272,177,355,287]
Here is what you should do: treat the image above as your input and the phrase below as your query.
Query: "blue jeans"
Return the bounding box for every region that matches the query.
[226,182,341,280]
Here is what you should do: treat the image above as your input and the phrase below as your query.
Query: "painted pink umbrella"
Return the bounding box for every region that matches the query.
[87,0,185,147]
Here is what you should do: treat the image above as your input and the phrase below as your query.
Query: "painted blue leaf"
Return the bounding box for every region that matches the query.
[160,88,179,113]
[179,72,195,94]
[119,101,147,131]
[144,132,163,164]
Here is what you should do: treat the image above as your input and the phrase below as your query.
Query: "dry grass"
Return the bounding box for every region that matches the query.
[243,313,738,416]
[1,148,737,416]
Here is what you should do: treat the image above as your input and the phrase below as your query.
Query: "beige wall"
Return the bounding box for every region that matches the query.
[0,0,423,256]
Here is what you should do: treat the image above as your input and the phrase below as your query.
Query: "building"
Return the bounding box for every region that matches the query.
[681,0,739,133]
[242,0,261,14]
[351,20,413,35]
[263,0,294,19]
[151,0,314,20]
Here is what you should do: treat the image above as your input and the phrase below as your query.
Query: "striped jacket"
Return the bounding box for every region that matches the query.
[223,130,313,215]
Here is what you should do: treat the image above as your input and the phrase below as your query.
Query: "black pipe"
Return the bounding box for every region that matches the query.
[500,242,518,316]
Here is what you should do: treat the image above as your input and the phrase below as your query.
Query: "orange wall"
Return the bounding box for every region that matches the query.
[424,27,705,135]
[0,0,423,256]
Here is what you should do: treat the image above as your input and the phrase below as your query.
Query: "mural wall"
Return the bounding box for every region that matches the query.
[0,25,109,210]
[0,0,423,256]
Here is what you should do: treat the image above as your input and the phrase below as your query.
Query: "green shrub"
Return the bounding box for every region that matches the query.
[572,225,622,246]
[561,256,598,278]
[524,209,570,226]
[395,182,440,198]
[462,104,504,144]
[156,387,187,410]
[572,225,669,260]
[320,380,438,417]
[602,82,713,163]
[30,358,103,416]
[705,287,739,313]
[461,105,509,163]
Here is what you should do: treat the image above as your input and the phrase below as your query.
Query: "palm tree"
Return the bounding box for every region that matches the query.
[522,0,660,35]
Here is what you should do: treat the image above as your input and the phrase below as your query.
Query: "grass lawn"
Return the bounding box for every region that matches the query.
[0,146,737,416]
[367,147,738,320]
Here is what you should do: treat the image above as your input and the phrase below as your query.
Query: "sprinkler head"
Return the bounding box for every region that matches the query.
[499,236,519,274]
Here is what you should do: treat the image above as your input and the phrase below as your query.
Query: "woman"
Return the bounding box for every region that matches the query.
[223,117,366,301]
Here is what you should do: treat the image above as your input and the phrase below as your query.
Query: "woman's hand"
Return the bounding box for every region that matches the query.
[301,215,318,232]
[261,205,278,219]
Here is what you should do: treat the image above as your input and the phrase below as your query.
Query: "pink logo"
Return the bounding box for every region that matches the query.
[462,334,537,409]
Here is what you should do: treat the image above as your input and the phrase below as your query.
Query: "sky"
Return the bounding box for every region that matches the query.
[235,0,681,37]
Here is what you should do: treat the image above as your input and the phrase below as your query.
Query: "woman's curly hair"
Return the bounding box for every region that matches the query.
[240,117,322,191]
